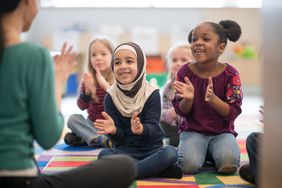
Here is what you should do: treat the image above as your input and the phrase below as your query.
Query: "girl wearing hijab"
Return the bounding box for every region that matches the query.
[94,42,183,179]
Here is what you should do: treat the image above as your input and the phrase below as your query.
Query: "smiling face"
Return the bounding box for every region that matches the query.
[113,49,138,85]
[90,41,112,73]
[169,47,193,77]
[190,23,225,64]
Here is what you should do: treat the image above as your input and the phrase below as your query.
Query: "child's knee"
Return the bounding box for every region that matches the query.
[215,152,240,169]
[67,114,80,129]
[98,148,115,159]
[162,145,178,163]
[180,156,202,174]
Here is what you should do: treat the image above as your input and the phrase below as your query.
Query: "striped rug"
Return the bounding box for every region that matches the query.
[36,139,254,187]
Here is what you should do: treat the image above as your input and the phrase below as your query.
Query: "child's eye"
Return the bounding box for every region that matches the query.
[191,37,197,43]
[92,53,96,57]
[114,60,120,65]
[127,60,133,64]
[203,37,211,42]
[102,53,107,56]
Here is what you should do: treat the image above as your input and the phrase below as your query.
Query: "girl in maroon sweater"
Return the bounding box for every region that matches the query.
[64,37,114,147]
[173,20,243,174]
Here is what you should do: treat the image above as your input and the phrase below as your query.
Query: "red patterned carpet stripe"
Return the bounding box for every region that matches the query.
[137,185,199,188]
[47,161,91,167]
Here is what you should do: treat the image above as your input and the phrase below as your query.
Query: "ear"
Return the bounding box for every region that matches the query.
[217,43,226,55]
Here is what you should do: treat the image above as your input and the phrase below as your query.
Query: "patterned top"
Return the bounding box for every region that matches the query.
[161,81,183,126]
[77,84,107,122]
[172,63,243,136]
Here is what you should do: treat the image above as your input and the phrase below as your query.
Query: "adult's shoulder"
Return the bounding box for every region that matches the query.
[18,43,51,66]
[5,43,52,73]
[18,42,49,54]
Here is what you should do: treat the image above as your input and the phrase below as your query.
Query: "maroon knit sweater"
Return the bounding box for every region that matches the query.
[77,83,107,121]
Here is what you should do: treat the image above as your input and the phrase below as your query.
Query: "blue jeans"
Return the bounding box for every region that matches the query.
[178,131,240,173]
[98,145,178,179]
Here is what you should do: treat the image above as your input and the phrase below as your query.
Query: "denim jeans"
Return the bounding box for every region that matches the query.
[178,131,240,173]
[98,145,178,179]
[67,114,107,145]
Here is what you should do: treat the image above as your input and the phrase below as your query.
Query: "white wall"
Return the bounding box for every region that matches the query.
[27,8,261,46]
[26,8,263,93]
[27,8,201,43]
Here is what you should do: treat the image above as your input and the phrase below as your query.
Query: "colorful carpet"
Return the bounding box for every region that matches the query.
[35,139,254,187]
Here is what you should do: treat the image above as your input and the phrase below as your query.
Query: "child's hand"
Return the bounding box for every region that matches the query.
[205,77,215,103]
[173,77,194,100]
[94,112,116,135]
[95,68,110,91]
[83,72,94,95]
[131,112,144,135]
[259,105,264,123]
[54,42,77,86]
[168,107,177,120]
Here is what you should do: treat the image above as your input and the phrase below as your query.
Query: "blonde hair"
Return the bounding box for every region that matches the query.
[166,42,193,80]
[88,36,115,102]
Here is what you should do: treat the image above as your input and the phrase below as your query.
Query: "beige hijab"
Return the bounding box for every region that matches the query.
[107,42,158,117]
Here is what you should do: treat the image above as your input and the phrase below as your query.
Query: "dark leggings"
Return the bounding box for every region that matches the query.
[160,122,179,147]
[246,132,261,183]
[0,155,136,188]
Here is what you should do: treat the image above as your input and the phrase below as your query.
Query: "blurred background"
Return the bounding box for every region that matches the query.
[23,0,263,97]
[24,0,264,137]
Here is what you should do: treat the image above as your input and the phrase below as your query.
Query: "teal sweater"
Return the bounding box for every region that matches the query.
[0,43,64,170]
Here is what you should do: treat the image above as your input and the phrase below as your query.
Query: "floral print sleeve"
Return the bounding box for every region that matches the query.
[224,71,243,121]
[226,72,242,103]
